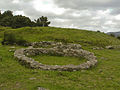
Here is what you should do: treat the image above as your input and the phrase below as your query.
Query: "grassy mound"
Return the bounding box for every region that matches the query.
[0,26,120,47]
[0,26,120,90]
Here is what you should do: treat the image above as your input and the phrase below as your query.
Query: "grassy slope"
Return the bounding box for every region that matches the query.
[2,27,120,47]
[0,27,120,90]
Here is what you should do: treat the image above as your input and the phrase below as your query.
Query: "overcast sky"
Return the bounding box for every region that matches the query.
[0,0,120,32]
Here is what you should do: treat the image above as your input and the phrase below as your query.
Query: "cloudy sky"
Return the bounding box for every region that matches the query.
[0,0,120,32]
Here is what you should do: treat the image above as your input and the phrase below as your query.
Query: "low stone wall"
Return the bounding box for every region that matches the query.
[93,45,120,50]
[32,41,82,49]
[14,41,97,71]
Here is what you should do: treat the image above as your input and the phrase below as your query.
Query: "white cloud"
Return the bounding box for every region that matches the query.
[115,14,120,20]
[12,0,20,3]
[32,0,66,15]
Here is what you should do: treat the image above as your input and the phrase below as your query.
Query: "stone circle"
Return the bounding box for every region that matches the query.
[14,41,97,71]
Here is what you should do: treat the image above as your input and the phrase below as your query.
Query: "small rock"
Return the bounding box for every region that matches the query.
[9,49,15,52]
[100,57,108,60]
[93,47,104,50]
[28,46,33,49]
[9,46,16,52]
[106,46,114,49]
[29,77,36,80]
[10,46,16,49]
[38,87,49,90]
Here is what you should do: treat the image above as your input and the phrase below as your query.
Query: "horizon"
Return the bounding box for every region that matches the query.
[0,0,120,32]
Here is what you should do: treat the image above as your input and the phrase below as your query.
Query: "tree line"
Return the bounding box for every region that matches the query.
[0,10,50,28]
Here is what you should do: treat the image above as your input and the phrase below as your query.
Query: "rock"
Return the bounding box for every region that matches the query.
[9,46,16,52]
[105,46,114,49]
[28,46,33,49]
[93,47,104,50]
[38,87,49,90]
[9,49,15,52]
[14,41,98,71]
[29,77,36,80]
[100,57,108,60]
[10,46,16,49]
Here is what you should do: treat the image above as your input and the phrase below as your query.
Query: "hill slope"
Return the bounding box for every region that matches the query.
[0,27,120,90]
[1,27,120,47]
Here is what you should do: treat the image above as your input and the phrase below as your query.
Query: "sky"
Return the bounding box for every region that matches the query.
[0,0,120,32]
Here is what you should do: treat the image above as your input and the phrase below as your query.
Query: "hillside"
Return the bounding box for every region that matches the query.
[0,27,120,90]
[1,27,120,47]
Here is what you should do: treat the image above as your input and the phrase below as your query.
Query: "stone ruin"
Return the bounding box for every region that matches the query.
[14,41,98,71]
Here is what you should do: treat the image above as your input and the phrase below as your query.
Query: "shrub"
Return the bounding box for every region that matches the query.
[2,31,28,46]
[97,30,100,32]
[117,36,120,40]
[110,33,115,37]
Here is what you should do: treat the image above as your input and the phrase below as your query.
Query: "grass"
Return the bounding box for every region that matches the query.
[30,55,87,65]
[0,27,120,90]
[1,26,120,47]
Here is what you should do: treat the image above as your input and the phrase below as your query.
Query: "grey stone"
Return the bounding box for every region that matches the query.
[38,87,49,90]
[14,41,98,71]
[105,46,114,49]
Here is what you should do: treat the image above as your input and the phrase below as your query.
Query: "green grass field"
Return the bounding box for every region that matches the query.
[29,55,87,65]
[0,26,120,90]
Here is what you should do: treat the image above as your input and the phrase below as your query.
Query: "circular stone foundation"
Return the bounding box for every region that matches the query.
[14,41,97,71]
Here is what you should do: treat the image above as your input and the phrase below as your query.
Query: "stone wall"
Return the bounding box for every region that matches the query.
[14,41,97,71]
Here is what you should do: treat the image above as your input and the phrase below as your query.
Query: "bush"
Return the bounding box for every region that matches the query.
[117,36,120,40]
[97,30,100,32]
[110,33,115,37]
[2,31,28,46]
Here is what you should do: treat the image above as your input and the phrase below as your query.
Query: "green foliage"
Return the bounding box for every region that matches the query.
[0,27,120,89]
[0,16,13,27]
[12,15,32,28]
[2,10,13,17]
[5,27,120,47]
[110,33,115,37]
[117,36,120,40]
[0,10,50,28]
[97,30,100,32]
[35,16,50,27]
[2,31,27,46]
[0,43,120,89]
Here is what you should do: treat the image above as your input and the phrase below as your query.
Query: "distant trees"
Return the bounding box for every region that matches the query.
[12,15,32,28]
[0,10,51,28]
[35,16,51,27]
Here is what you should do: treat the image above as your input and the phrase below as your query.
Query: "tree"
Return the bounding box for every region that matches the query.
[12,15,32,28]
[2,10,13,17]
[0,10,13,27]
[0,16,13,27]
[35,16,50,27]
[0,10,51,28]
